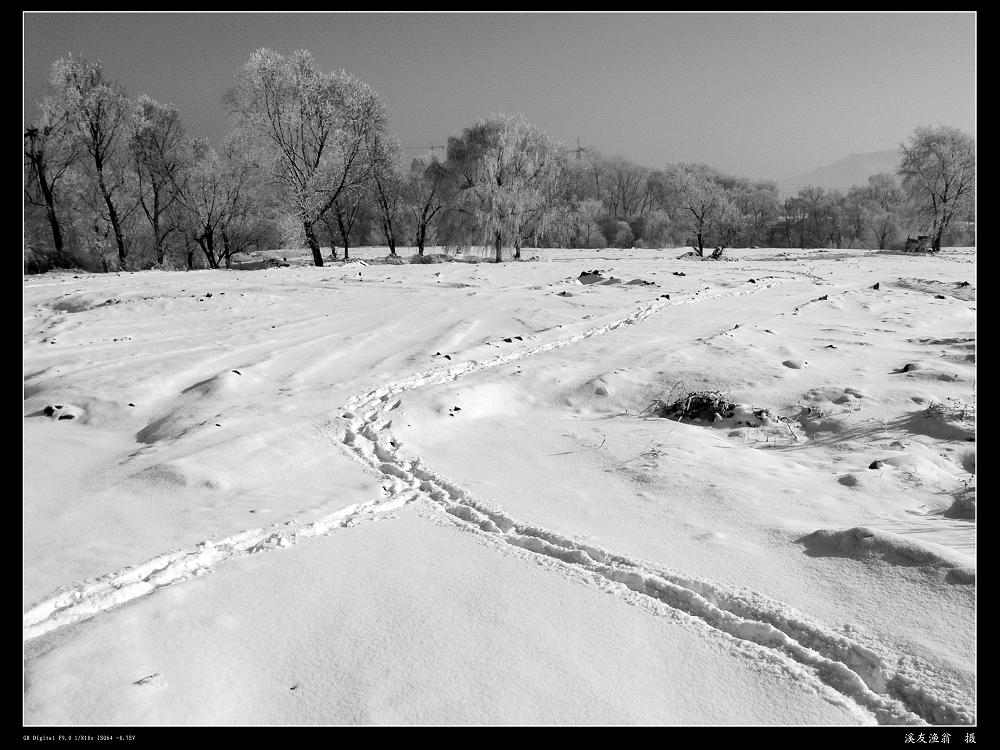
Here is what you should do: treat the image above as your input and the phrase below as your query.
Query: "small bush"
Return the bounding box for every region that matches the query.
[408,253,453,264]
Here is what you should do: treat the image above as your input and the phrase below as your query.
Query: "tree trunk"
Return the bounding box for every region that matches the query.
[303,220,324,267]
[45,205,65,257]
[416,224,426,256]
[95,169,126,267]
[198,229,219,269]
[37,169,65,256]
[26,134,66,256]
[932,216,947,253]
[149,187,167,265]
[385,220,396,256]
[494,231,503,263]
[103,190,126,266]
[152,216,165,265]
[320,216,338,261]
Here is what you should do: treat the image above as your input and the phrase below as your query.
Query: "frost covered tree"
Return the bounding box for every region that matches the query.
[574,199,606,248]
[176,142,259,269]
[367,130,405,256]
[405,156,448,256]
[732,180,779,247]
[864,173,905,250]
[225,48,388,266]
[657,163,742,256]
[446,114,564,262]
[24,92,80,260]
[130,95,191,265]
[49,56,136,267]
[605,156,652,218]
[324,188,367,260]
[897,125,975,252]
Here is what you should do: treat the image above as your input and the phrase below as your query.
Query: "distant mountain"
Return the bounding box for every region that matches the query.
[777,149,902,197]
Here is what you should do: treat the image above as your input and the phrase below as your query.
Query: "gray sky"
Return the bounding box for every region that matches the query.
[23,11,975,182]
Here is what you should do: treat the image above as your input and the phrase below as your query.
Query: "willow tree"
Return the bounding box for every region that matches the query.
[447,114,563,262]
[225,48,388,266]
[897,126,975,253]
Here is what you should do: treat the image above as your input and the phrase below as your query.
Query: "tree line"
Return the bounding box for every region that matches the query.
[24,49,975,272]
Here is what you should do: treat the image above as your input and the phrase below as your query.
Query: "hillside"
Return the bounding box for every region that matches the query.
[778,149,902,196]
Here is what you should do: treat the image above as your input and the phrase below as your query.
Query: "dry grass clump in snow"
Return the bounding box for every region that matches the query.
[944,485,976,520]
[645,390,737,422]
[643,389,794,431]
[641,387,802,444]
[924,397,975,424]
[906,398,977,442]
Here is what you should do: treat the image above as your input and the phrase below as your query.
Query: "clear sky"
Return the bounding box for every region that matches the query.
[23,11,976,183]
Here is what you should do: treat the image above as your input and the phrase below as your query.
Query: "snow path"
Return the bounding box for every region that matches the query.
[22,273,967,725]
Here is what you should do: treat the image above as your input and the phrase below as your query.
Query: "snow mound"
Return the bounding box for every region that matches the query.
[798,527,974,583]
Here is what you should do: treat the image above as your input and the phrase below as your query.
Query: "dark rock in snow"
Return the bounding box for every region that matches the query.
[869,460,884,470]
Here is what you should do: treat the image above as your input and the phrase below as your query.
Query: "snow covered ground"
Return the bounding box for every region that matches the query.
[23,246,976,725]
